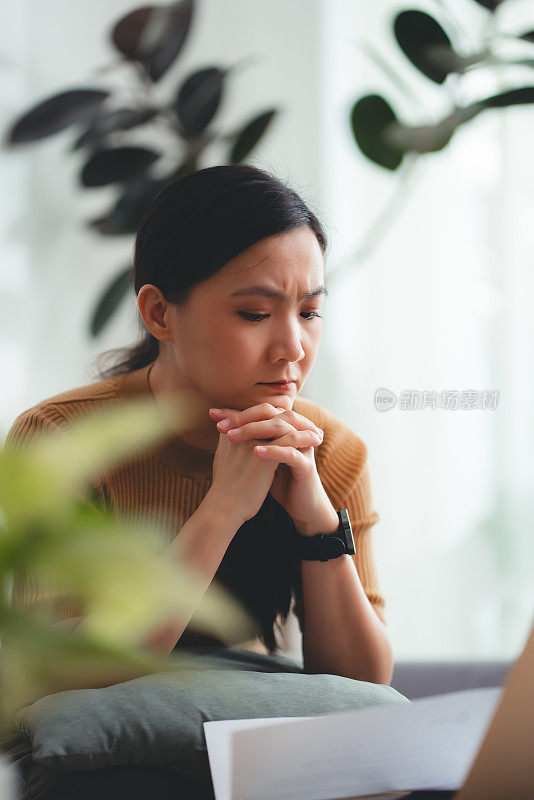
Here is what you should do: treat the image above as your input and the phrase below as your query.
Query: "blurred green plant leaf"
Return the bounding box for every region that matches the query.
[89,265,134,336]
[0,450,74,537]
[229,109,277,164]
[6,89,109,144]
[174,66,226,138]
[393,10,459,84]
[0,604,220,722]
[110,0,194,82]
[0,398,258,721]
[80,146,160,187]
[6,515,255,646]
[350,95,404,170]
[0,606,177,718]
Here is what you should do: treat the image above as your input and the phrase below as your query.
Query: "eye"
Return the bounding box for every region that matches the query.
[238,312,323,323]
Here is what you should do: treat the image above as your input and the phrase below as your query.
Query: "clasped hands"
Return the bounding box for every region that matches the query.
[208,404,339,536]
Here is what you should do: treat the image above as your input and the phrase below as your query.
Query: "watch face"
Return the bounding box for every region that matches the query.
[339,508,356,555]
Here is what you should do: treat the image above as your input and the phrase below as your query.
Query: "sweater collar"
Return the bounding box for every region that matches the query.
[116,361,215,479]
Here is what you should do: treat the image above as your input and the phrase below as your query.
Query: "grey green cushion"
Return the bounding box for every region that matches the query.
[14,647,410,781]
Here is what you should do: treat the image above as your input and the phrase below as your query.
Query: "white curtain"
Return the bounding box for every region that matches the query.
[302,0,534,660]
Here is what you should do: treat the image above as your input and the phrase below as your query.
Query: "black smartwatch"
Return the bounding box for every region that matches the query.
[295,508,356,562]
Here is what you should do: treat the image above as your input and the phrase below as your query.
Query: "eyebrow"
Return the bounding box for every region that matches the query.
[230,285,328,302]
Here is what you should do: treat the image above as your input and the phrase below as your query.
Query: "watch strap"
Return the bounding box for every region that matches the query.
[295,509,356,562]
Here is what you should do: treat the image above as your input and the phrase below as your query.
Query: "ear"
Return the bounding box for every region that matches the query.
[137,284,172,342]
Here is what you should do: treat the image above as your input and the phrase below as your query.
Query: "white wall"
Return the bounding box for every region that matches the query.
[1,0,533,662]
[0,0,324,419]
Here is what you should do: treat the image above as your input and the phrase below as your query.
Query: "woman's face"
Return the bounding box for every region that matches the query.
[151,226,325,413]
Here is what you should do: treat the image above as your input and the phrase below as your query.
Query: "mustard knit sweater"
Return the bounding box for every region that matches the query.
[3,362,386,655]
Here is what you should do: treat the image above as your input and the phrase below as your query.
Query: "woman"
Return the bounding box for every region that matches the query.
[4,164,397,797]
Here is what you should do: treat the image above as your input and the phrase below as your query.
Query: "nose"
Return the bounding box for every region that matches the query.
[268,318,306,365]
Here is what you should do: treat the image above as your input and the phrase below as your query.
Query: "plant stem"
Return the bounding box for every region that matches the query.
[325,153,422,290]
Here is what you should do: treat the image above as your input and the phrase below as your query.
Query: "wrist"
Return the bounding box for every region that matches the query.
[164,491,240,568]
[202,488,245,532]
[293,505,340,537]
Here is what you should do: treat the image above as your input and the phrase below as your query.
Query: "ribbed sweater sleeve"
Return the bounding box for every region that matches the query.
[291,400,386,630]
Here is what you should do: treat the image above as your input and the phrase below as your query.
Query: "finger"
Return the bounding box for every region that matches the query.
[212,403,282,428]
[254,443,312,469]
[270,428,323,449]
[227,422,325,444]
[222,414,323,441]
[225,417,299,441]
[211,405,323,443]
[275,409,322,435]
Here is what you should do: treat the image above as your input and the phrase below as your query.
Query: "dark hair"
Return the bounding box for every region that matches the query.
[92,164,328,379]
[91,164,328,654]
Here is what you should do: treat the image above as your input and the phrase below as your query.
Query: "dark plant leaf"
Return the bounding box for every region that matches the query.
[110,0,194,82]
[80,146,160,187]
[481,85,534,109]
[461,86,534,118]
[147,0,194,82]
[174,66,225,138]
[383,118,456,155]
[519,31,534,44]
[71,107,158,152]
[394,10,459,84]
[229,109,277,164]
[350,95,404,171]
[381,86,534,158]
[471,0,502,9]
[7,89,109,144]
[88,177,170,235]
[110,5,154,60]
[89,266,134,337]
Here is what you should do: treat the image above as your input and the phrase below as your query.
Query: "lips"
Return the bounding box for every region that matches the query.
[258,381,295,391]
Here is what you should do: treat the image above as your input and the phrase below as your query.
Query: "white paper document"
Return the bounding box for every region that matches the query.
[203,686,502,800]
